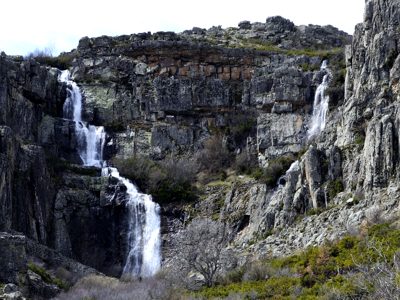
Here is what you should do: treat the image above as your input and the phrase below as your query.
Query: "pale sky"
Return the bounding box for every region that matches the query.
[0,0,365,56]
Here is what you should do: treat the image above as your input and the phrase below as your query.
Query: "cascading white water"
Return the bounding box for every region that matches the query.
[59,70,161,278]
[75,123,106,168]
[307,61,332,139]
[60,70,106,167]
[102,167,161,277]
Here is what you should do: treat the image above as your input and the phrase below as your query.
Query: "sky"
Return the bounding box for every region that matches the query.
[0,0,365,56]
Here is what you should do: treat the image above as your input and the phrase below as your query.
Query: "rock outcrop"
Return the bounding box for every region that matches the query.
[219,0,400,259]
[0,233,27,284]
[69,24,347,161]
[0,55,130,293]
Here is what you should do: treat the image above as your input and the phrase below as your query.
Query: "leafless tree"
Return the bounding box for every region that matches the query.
[197,135,232,174]
[173,218,236,288]
[354,239,400,300]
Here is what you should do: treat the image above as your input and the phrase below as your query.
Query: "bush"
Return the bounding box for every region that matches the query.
[112,156,155,191]
[299,63,320,72]
[26,48,75,69]
[263,155,296,187]
[194,223,400,299]
[28,263,68,290]
[242,261,271,282]
[113,156,198,204]
[237,154,295,186]
[197,135,233,174]
[149,158,198,204]
[326,179,344,199]
[227,114,256,147]
[234,152,257,175]
[28,263,53,283]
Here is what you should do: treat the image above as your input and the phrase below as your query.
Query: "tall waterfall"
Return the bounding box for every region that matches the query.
[59,70,161,278]
[307,61,332,139]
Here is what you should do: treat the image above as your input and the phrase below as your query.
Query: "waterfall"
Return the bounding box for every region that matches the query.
[103,167,161,277]
[59,70,161,278]
[307,61,332,139]
[60,70,105,167]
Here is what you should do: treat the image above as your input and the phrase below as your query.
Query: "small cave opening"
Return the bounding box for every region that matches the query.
[278,176,286,186]
[237,215,250,232]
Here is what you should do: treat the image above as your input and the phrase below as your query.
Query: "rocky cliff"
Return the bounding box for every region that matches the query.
[69,19,348,162]
[223,0,400,259]
[1,1,399,298]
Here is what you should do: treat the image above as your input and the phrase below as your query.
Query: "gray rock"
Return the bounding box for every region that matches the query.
[3,284,18,294]
[304,146,324,208]
[135,62,148,75]
[0,233,27,284]
[1,291,25,300]
[257,113,306,165]
[238,21,251,30]
[27,270,60,299]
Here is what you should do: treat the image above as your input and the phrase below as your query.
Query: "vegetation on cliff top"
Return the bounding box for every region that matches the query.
[26,48,75,69]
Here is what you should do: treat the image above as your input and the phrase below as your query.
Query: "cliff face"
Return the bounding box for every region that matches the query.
[0,55,63,239]
[227,0,400,258]
[0,55,133,285]
[70,23,347,162]
[0,1,399,296]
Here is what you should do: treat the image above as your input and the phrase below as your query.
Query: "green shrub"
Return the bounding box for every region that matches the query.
[36,55,75,69]
[28,263,68,290]
[221,268,245,284]
[261,155,296,187]
[195,276,301,299]
[354,133,365,146]
[321,275,362,298]
[112,156,155,191]
[113,156,198,204]
[286,47,343,58]
[197,224,400,299]
[28,263,53,283]
[228,114,256,146]
[242,261,271,282]
[251,167,264,180]
[299,63,319,72]
[326,179,344,199]
[306,207,325,216]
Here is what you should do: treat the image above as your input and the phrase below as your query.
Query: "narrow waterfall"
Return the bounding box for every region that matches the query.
[60,70,105,167]
[59,70,161,278]
[307,61,332,139]
[102,167,161,277]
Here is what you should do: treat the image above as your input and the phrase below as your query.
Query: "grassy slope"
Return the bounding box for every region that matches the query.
[194,223,400,299]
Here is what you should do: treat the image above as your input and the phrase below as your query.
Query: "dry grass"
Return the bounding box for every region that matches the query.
[55,275,180,300]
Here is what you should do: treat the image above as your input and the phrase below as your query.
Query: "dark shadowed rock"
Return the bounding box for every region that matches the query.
[0,233,27,284]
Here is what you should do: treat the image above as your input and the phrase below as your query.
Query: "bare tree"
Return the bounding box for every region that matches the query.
[354,239,400,300]
[173,218,236,288]
[197,135,232,174]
